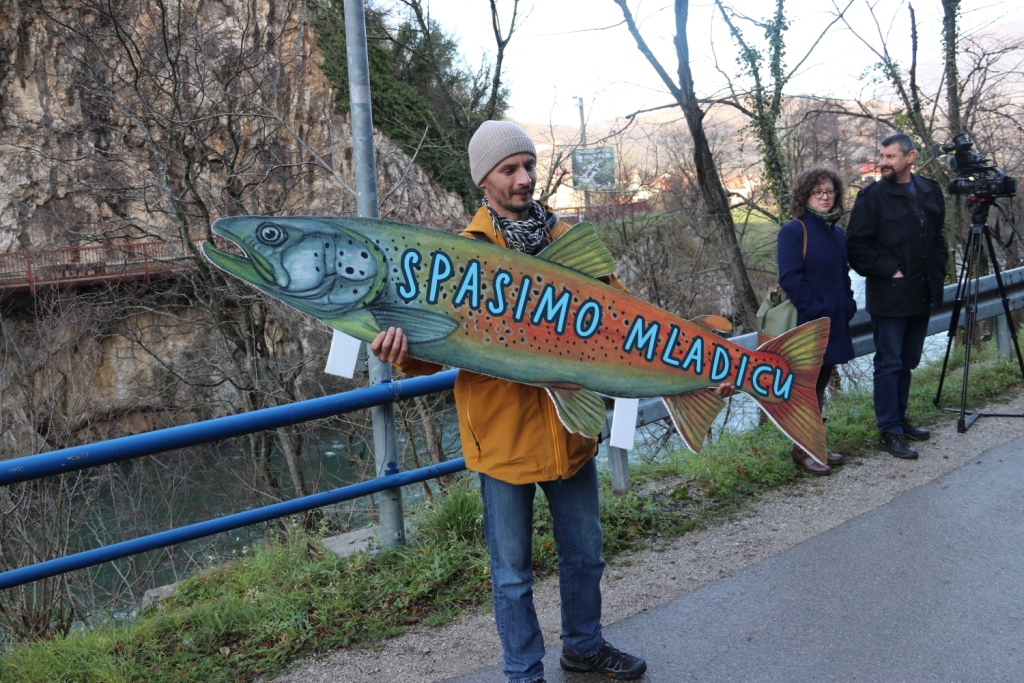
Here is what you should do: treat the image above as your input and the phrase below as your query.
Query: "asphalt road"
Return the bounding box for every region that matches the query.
[446,434,1024,683]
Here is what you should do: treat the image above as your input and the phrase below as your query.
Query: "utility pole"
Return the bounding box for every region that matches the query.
[574,96,591,216]
[344,0,405,549]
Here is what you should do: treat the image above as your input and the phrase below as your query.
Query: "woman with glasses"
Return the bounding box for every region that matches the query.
[777,166,858,475]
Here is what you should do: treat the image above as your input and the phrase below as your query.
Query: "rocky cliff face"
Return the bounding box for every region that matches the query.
[0,0,462,254]
[0,0,464,454]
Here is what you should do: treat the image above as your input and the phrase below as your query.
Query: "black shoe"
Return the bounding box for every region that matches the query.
[880,432,919,459]
[901,420,930,441]
[560,641,647,680]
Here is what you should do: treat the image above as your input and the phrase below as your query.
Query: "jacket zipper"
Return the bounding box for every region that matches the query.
[464,382,482,463]
[545,393,567,479]
[900,194,934,297]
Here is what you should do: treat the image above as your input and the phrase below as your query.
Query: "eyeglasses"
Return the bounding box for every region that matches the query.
[811,189,836,198]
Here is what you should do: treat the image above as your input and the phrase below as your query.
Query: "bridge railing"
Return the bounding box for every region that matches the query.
[2,267,1024,591]
[0,241,202,294]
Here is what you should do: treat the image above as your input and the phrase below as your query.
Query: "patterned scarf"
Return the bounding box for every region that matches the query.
[804,203,843,223]
[484,197,552,255]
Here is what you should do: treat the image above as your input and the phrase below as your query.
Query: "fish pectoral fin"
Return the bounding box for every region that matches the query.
[544,385,607,439]
[368,305,459,343]
[537,222,617,278]
[324,308,382,341]
[690,315,734,333]
[662,390,727,453]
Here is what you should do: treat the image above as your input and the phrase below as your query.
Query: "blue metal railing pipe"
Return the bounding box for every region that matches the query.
[0,370,459,487]
[0,458,467,590]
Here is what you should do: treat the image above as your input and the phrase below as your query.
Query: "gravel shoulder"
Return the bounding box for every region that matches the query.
[274,391,1024,683]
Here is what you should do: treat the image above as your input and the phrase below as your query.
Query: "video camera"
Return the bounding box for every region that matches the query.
[936,134,1017,198]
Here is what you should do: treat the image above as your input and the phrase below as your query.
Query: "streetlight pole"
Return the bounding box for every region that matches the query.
[343,0,405,549]
[574,96,591,216]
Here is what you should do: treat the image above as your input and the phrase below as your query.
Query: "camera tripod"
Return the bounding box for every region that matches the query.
[933,196,1024,432]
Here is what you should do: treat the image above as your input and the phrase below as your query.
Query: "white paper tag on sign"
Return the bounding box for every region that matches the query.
[609,398,640,450]
[324,330,362,378]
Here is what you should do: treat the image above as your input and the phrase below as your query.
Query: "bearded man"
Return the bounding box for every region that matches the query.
[371,120,654,682]
[847,133,948,459]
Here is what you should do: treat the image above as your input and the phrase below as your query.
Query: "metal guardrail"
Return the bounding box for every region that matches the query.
[0,371,459,487]
[0,459,465,591]
[3,267,1023,591]
[0,371,460,591]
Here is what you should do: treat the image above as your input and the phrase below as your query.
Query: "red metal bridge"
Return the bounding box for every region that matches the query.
[0,240,203,295]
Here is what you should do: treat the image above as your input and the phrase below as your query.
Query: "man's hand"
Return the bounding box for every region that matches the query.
[370,327,409,365]
[710,382,736,398]
[893,270,904,279]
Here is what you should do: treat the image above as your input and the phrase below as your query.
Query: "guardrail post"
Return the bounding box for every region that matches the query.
[368,357,406,548]
[995,313,1012,359]
[608,446,631,496]
[345,0,404,548]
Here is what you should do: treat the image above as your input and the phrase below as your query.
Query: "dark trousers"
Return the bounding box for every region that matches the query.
[816,365,835,413]
[478,458,604,683]
[871,313,930,433]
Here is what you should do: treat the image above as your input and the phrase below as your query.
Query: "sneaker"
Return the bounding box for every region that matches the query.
[880,432,919,459]
[901,420,930,441]
[560,641,647,680]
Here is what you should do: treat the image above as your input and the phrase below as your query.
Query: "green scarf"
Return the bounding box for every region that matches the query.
[805,203,843,223]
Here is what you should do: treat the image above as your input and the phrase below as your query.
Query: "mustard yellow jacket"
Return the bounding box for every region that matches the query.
[397,206,627,484]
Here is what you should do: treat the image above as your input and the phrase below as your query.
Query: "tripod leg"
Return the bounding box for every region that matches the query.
[983,226,1024,378]
[934,231,975,406]
[957,227,985,432]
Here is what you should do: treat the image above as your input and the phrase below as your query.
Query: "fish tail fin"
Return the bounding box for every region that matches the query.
[755,319,830,464]
[662,390,727,453]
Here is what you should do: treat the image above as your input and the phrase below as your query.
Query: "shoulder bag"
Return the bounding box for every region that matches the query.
[756,220,807,346]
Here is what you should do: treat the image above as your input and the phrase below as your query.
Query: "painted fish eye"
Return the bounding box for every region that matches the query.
[256,222,287,246]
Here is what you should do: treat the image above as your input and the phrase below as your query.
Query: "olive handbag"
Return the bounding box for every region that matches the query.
[756,220,808,346]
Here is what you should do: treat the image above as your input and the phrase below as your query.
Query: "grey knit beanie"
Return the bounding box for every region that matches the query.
[469,121,537,185]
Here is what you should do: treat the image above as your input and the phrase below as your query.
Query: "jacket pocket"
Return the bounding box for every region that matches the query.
[924,200,943,222]
[887,271,924,288]
[879,205,911,247]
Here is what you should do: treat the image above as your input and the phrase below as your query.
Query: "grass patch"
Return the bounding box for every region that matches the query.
[3,339,1022,682]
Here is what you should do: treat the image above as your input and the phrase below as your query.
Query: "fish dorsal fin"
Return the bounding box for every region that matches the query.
[368,304,459,344]
[544,384,607,438]
[690,315,734,334]
[537,222,617,278]
[662,390,727,453]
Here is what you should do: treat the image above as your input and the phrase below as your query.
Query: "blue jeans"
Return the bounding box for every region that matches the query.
[479,457,605,683]
[872,313,930,433]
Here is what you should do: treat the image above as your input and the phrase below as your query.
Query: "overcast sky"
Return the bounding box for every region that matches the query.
[380,0,1024,128]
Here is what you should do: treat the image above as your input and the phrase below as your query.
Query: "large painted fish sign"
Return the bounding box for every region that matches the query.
[202,217,830,463]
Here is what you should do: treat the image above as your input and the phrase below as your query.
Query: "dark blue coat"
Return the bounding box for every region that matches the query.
[777,213,857,366]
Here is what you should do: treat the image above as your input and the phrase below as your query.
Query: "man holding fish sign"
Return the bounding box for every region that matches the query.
[201,120,828,682]
[372,121,737,683]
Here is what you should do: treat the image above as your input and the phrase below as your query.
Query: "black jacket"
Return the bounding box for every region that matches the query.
[846,174,948,317]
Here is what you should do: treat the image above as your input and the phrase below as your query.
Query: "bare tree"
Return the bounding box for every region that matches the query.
[485,0,521,121]
[612,0,760,328]
[838,0,1024,269]
[706,0,855,221]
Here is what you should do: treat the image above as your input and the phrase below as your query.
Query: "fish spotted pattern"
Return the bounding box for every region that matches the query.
[203,216,829,462]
